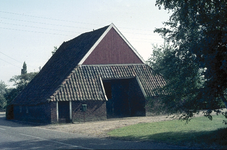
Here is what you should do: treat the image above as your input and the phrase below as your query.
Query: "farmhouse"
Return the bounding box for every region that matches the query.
[10,23,165,123]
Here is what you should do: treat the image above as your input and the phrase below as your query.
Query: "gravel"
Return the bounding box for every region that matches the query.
[40,115,173,137]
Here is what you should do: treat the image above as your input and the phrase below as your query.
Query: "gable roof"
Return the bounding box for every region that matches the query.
[12,25,109,105]
[11,24,165,106]
[79,23,145,65]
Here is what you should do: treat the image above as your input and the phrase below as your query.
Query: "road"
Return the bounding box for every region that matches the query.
[0,113,191,149]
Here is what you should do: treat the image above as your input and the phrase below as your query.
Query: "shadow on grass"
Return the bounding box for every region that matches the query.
[109,128,227,149]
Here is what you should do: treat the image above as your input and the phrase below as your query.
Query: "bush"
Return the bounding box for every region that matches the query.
[6,104,14,120]
[146,97,168,115]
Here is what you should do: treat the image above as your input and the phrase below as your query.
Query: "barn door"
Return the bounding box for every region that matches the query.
[128,77,146,116]
[58,101,70,123]
[104,79,130,118]
[103,77,146,118]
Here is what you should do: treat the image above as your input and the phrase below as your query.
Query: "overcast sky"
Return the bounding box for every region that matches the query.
[0,0,170,86]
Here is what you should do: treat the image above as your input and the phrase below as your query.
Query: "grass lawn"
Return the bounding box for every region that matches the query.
[108,115,227,148]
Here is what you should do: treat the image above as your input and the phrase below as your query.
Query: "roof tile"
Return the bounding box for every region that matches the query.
[48,64,165,102]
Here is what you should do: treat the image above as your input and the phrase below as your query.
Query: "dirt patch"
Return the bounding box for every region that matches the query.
[40,115,173,137]
[39,110,226,138]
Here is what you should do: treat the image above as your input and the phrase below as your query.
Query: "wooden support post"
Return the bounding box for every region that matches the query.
[56,101,59,123]
[69,101,72,122]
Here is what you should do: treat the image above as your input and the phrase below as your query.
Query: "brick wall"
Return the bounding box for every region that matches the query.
[50,102,58,123]
[72,101,106,123]
[13,101,106,124]
[14,102,52,123]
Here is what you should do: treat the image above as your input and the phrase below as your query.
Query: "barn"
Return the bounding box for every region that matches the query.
[10,23,165,123]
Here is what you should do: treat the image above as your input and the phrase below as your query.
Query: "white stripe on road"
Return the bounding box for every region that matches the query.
[20,133,46,140]
[20,133,91,150]
[0,127,6,130]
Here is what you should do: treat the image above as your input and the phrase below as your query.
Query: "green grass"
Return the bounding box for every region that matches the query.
[108,115,227,148]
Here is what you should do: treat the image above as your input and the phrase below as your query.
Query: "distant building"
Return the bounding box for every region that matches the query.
[11,24,165,123]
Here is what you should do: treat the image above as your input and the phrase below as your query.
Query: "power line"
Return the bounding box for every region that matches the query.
[0,10,155,32]
[0,26,160,43]
[0,17,90,30]
[0,11,164,44]
[0,21,81,33]
[0,51,39,70]
[0,51,21,63]
[0,11,101,26]
[0,18,156,36]
[0,11,158,37]
[0,57,21,68]
[1,21,155,37]
[0,26,71,36]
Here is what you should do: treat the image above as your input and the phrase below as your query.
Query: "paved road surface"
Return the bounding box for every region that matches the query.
[0,113,192,149]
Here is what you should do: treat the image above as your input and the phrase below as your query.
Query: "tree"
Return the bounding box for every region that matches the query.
[151,0,227,120]
[0,81,7,109]
[21,61,27,75]
[5,62,38,119]
[52,46,58,55]
[148,44,225,119]
[7,62,38,104]
[9,72,37,92]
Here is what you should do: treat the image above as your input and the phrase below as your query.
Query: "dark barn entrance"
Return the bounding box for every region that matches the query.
[58,101,70,123]
[103,78,145,118]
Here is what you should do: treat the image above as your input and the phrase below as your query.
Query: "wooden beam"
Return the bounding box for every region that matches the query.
[69,101,72,122]
[56,101,59,122]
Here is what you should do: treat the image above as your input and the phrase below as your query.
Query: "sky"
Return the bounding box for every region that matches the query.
[0,0,170,86]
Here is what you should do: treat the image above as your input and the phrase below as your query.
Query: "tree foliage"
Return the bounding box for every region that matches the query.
[151,0,227,119]
[52,46,58,55]
[0,81,7,109]
[9,72,37,92]
[6,62,38,105]
[4,62,38,118]
[21,61,27,75]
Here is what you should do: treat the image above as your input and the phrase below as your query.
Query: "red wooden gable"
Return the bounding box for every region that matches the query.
[82,27,143,65]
